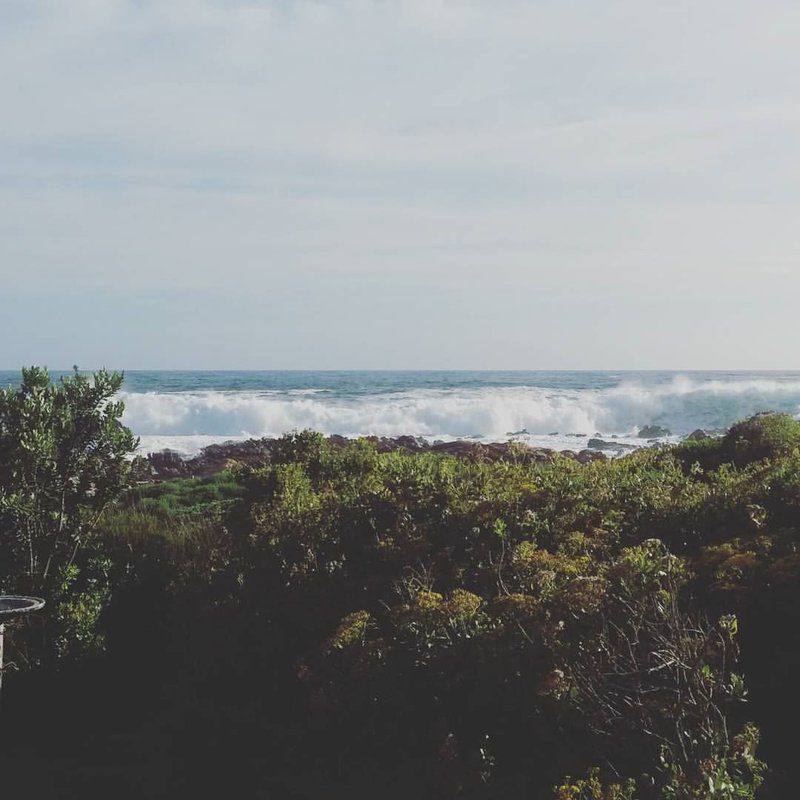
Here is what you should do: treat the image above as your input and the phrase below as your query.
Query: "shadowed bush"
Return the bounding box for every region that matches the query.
[722,412,800,467]
[2,420,800,797]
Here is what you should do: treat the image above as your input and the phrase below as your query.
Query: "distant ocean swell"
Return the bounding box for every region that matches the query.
[122,376,800,456]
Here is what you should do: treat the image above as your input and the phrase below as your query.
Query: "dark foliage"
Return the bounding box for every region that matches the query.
[1,412,799,797]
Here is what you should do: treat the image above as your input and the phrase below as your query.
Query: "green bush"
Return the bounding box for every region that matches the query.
[721,412,800,466]
[5,417,800,797]
[0,367,137,664]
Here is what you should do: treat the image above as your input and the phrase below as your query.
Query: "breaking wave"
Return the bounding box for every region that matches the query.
[122,376,800,454]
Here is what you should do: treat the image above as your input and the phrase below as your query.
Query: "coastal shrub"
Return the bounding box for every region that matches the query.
[721,412,800,467]
[674,413,800,473]
[4,421,799,797]
[554,769,636,800]
[674,435,725,472]
[0,367,137,664]
[206,437,769,797]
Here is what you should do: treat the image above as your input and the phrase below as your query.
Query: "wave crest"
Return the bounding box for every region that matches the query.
[121,376,800,445]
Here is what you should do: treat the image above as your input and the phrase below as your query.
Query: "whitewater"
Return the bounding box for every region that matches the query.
[5,370,800,456]
[115,371,800,456]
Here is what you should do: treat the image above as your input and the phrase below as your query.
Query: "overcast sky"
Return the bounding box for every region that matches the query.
[1,0,799,369]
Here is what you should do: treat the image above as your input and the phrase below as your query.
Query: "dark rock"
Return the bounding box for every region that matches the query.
[185,438,275,477]
[576,449,607,464]
[137,439,277,481]
[587,438,637,452]
[685,429,711,441]
[138,433,568,481]
[130,456,157,482]
[145,449,191,478]
[369,436,429,454]
[395,435,428,450]
[638,424,671,438]
[430,440,482,458]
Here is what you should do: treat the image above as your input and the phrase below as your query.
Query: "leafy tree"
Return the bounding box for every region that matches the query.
[0,367,137,661]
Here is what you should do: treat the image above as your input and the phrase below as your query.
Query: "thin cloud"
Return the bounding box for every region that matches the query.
[1,0,799,368]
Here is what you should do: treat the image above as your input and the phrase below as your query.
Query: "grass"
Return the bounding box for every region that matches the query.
[125,471,244,516]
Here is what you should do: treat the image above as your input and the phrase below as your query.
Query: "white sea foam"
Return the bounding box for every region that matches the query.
[134,434,248,457]
[123,376,800,455]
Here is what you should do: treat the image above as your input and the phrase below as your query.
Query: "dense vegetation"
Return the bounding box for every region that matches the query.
[1,370,799,798]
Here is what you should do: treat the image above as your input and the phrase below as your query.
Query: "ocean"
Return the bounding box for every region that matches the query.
[3,370,800,456]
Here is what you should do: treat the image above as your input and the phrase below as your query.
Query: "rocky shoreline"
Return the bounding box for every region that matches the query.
[131,434,615,482]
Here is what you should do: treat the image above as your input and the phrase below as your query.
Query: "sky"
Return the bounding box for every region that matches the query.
[1,0,799,370]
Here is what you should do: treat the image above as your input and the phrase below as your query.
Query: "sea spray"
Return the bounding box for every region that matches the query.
[99,371,800,456]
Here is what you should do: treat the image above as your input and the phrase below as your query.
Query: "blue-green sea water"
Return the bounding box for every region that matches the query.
[2,370,800,455]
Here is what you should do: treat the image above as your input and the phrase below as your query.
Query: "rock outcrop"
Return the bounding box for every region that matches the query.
[637,424,671,438]
[133,434,610,481]
[587,438,637,452]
